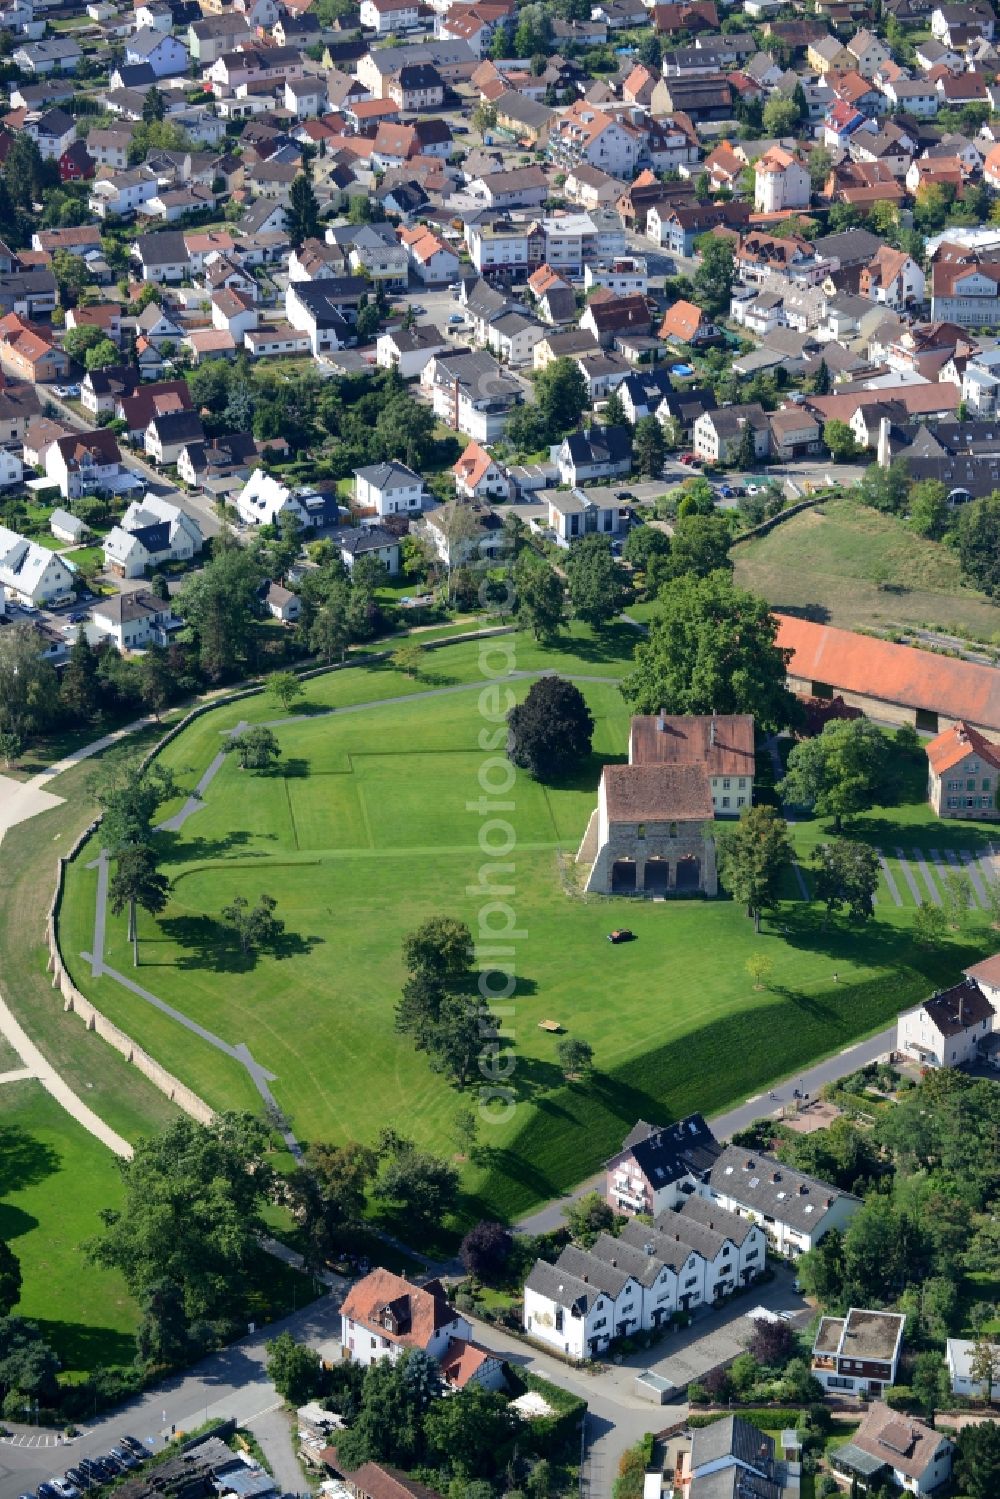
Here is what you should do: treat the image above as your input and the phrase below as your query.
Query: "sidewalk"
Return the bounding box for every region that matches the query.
[516,1025,896,1235]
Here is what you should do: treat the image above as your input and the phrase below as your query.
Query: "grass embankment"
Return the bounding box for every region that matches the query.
[733,497,1000,638]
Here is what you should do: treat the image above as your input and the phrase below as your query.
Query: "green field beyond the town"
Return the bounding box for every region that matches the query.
[57,625,1000,1232]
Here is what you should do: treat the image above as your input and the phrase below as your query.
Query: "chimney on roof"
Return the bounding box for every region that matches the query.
[798,1183,807,1195]
[710,714,717,748]
[644,1242,654,1256]
[657,711,667,731]
[771,1171,780,1183]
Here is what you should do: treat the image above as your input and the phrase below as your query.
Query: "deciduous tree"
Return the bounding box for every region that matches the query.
[86,1113,272,1323]
[624,572,798,731]
[109,843,170,967]
[266,1331,322,1406]
[459,1221,513,1282]
[220,892,283,955]
[267,671,304,714]
[514,554,564,642]
[780,718,891,831]
[556,1035,594,1078]
[565,533,627,627]
[226,725,281,771]
[812,839,879,926]
[506,675,593,781]
[716,806,793,933]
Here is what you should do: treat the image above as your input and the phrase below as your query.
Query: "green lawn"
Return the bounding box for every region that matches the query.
[56,628,1000,1234]
[734,498,1000,639]
[0,1079,137,1377]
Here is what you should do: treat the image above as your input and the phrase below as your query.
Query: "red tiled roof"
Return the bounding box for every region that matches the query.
[777,614,1000,732]
[926,719,1000,774]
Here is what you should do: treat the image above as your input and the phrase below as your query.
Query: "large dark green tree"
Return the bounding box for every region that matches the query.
[715,805,793,933]
[507,675,594,781]
[86,1113,272,1324]
[0,1244,21,1318]
[177,544,266,680]
[287,171,320,248]
[623,572,798,731]
[565,534,628,628]
[667,512,733,579]
[108,843,170,967]
[812,839,879,926]
[692,237,734,317]
[534,357,588,439]
[514,554,563,642]
[779,717,891,831]
[955,1414,1000,1497]
[958,492,1000,596]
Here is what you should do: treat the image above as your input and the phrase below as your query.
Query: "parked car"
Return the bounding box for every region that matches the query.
[448,313,465,325]
[62,1470,89,1491]
[50,1479,80,1499]
[109,1448,139,1470]
[119,1437,149,1460]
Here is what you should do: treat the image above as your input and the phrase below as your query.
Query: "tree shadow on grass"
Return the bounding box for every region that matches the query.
[0,1204,40,1243]
[557,623,638,665]
[543,750,627,794]
[277,758,309,780]
[156,914,323,973]
[32,1319,137,1374]
[412,668,461,688]
[845,811,999,855]
[155,830,275,866]
[0,1125,61,1196]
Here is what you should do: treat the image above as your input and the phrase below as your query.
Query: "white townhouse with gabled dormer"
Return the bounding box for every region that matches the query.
[706,1144,861,1257]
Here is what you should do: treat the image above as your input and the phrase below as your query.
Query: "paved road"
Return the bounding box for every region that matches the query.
[516,1025,895,1236]
[0,1292,345,1498]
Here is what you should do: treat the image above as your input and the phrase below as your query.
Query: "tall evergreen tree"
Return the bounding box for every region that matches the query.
[287,171,320,248]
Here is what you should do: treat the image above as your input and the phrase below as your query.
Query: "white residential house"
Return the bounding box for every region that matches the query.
[754,147,811,214]
[945,1338,1000,1400]
[125,28,187,78]
[360,0,419,36]
[546,488,631,546]
[90,589,175,650]
[812,1308,905,1397]
[375,326,448,380]
[706,1145,861,1256]
[285,75,327,119]
[89,169,159,221]
[235,469,314,528]
[340,1268,480,1369]
[102,494,203,577]
[896,976,995,1068]
[453,441,511,500]
[265,582,301,623]
[0,525,74,604]
[523,1259,631,1361]
[338,526,402,577]
[832,1402,953,1497]
[354,460,425,518]
[45,428,126,501]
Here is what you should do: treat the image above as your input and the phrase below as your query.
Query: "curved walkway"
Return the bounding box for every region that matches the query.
[0,992,132,1159]
[74,671,625,1160]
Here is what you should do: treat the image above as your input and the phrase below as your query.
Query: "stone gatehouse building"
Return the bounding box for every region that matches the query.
[576,713,755,896]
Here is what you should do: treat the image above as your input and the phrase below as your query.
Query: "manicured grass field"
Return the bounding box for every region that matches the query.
[733,498,1000,639]
[0,1079,137,1377]
[57,626,1000,1234]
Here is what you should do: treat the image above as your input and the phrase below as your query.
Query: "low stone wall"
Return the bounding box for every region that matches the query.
[47,623,515,1128]
[729,493,834,547]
